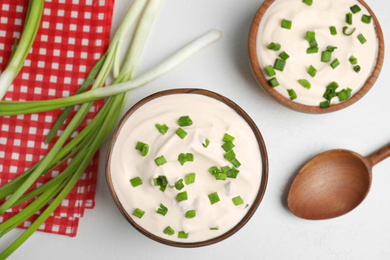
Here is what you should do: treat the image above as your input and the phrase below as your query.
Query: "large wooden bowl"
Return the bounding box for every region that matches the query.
[248,0,384,113]
[105,88,268,247]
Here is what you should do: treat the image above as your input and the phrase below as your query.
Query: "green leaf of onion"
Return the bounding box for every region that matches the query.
[346,12,353,25]
[163,226,175,235]
[155,155,167,166]
[177,191,188,202]
[287,89,297,100]
[349,55,358,65]
[264,65,276,77]
[298,79,311,89]
[350,4,361,14]
[361,14,372,24]
[208,192,220,205]
[175,179,185,190]
[342,26,356,36]
[178,153,194,165]
[337,88,352,101]
[274,58,286,71]
[268,77,279,87]
[223,133,235,143]
[302,0,313,6]
[185,173,196,185]
[130,177,143,187]
[176,127,187,139]
[329,26,337,35]
[133,208,145,218]
[178,116,193,127]
[178,231,189,238]
[279,51,290,61]
[330,58,340,69]
[202,138,210,148]
[357,33,367,44]
[267,42,281,51]
[185,210,196,219]
[232,196,244,206]
[157,203,168,216]
[307,65,317,77]
[281,19,292,29]
[155,123,169,135]
[135,141,149,156]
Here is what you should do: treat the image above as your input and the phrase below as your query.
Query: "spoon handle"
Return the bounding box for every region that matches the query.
[367,143,390,166]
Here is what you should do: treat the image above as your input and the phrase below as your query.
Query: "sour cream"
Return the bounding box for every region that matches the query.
[109,93,262,243]
[256,0,378,106]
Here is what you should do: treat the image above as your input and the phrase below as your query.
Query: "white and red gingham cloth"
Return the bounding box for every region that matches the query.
[0,0,115,236]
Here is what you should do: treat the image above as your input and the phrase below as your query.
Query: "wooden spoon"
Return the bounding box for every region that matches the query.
[287,144,390,220]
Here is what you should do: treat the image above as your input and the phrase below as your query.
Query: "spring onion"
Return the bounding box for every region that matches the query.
[346,12,353,25]
[358,33,367,44]
[163,226,175,235]
[156,203,168,216]
[178,231,189,238]
[130,177,143,187]
[210,227,219,230]
[185,173,196,185]
[268,77,279,88]
[176,127,187,139]
[175,179,184,190]
[350,4,361,14]
[281,19,292,29]
[323,81,339,101]
[306,47,319,54]
[298,79,311,89]
[155,155,167,166]
[178,153,194,165]
[329,26,337,35]
[279,51,290,61]
[133,208,145,218]
[302,0,313,6]
[267,42,281,51]
[208,192,220,205]
[223,133,235,143]
[176,191,188,202]
[342,26,356,36]
[320,101,330,109]
[321,51,332,62]
[155,123,169,135]
[349,55,358,65]
[274,59,286,71]
[222,141,235,152]
[330,59,340,69]
[202,138,210,148]
[361,14,372,24]
[337,88,352,101]
[177,115,193,126]
[0,0,45,101]
[354,65,361,72]
[185,210,196,219]
[307,65,317,77]
[227,167,239,178]
[287,89,297,100]
[232,196,244,206]
[136,141,149,156]
[264,65,276,77]
[154,175,168,192]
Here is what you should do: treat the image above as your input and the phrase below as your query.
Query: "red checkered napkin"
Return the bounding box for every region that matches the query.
[0,0,115,236]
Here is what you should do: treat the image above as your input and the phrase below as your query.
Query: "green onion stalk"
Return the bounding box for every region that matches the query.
[0,0,221,258]
[0,0,45,101]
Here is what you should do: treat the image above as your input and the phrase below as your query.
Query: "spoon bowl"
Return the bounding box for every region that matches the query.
[287,144,390,220]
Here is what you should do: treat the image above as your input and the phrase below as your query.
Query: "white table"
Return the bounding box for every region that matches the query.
[7,0,390,259]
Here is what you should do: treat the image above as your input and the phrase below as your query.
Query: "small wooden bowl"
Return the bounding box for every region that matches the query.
[105,88,268,247]
[248,0,384,113]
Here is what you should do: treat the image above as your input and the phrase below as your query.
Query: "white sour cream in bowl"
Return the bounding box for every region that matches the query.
[106,89,268,247]
[249,0,384,113]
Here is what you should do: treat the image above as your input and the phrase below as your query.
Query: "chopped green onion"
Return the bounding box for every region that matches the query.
[232,196,244,206]
[178,231,189,238]
[177,191,188,202]
[155,124,168,135]
[337,88,352,101]
[155,155,167,166]
[209,166,221,176]
[178,153,194,165]
[202,138,210,148]
[287,89,297,100]
[268,77,279,87]
[279,51,290,60]
[350,4,361,14]
[302,0,313,6]
[307,65,317,77]
[223,133,235,143]
[230,158,241,168]
[210,227,219,230]
[298,79,311,89]
[305,31,315,42]
[185,210,196,218]
[329,26,337,35]
[321,51,332,62]
[130,177,143,187]
[326,46,338,52]
[309,40,318,48]
[216,173,227,181]
[175,179,185,190]
[330,59,340,69]
[208,192,220,205]
[157,203,168,216]
[274,59,286,71]
[357,33,367,44]
[222,141,235,152]
[323,81,339,101]
[267,42,281,51]
[349,55,358,65]
[227,167,240,178]
[361,14,372,24]
[320,101,330,109]
[354,65,361,72]
[346,12,353,25]
[163,226,175,235]
[178,116,193,127]
[306,47,319,54]
[264,65,276,77]
[185,173,196,185]
[135,141,149,156]
[133,208,145,218]
[153,175,168,192]
[342,26,356,36]
[224,150,236,162]
[281,19,292,29]
[176,127,187,139]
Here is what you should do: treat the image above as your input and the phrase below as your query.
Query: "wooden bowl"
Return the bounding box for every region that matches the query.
[248,0,384,113]
[105,88,268,247]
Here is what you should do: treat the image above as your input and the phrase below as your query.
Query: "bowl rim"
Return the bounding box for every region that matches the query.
[248,0,385,114]
[105,88,268,248]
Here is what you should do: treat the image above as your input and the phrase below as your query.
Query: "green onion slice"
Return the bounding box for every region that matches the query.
[357,33,367,44]
[361,14,372,24]
[133,208,145,218]
[185,172,196,185]
[337,88,352,101]
[222,141,235,152]
[208,192,220,205]
[185,210,196,218]
[329,26,337,35]
[223,133,235,143]
[178,231,189,238]
[202,138,210,148]
[320,100,330,109]
[178,116,193,127]
[267,42,281,51]
[232,196,244,206]
[350,4,361,14]
[307,65,317,77]
[155,124,169,135]
[281,19,292,29]
[155,155,167,166]
[354,65,361,72]
[178,153,194,165]
[130,177,143,187]
[153,175,168,192]
[298,79,311,89]
[302,0,313,6]
[279,51,290,61]
[176,128,187,139]
[342,26,356,36]
[177,191,188,202]
[264,65,276,77]
[157,203,168,216]
[163,226,175,235]
[274,58,286,71]
[175,179,185,190]
[346,12,353,25]
[349,55,358,65]
[287,89,297,100]
[135,141,149,156]
[330,59,340,69]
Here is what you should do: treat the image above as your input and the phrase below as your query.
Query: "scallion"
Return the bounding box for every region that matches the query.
[287,89,297,100]
[232,196,244,206]
[176,127,187,139]
[208,192,220,205]
[155,155,167,166]
[185,210,196,219]
[329,26,337,35]
[342,26,356,36]
[320,101,330,109]
[279,51,290,61]
[354,65,361,72]
[350,4,361,14]
[178,116,193,127]
[264,65,276,77]
[349,55,358,65]
[321,51,332,62]
[268,77,279,88]
[156,203,168,216]
[330,59,340,69]
[323,81,339,101]
[267,42,281,51]
[337,88,352,101]
[346,12,353,25]
[307,65,317,77]
[357,33,367,44]
[202,138,210,148]
[133,208,145,218]
[130,177,143,187]
[155,124,169,135]
[177,191,188,202]
[175,179,185,190]
[302,0,313,6]
[153,175,168,192]
[178,153,194,165]
[306,47,319,54]
[298,79,311,89]
[163,226,175,235]
[222,141,235,152]
[135,141,149,156]
[178,231,189,238]
[185,173,196,185]
[361,14,372,24]
[281,19,292,29]
[274,58,286,71]
[223,133,235,143]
